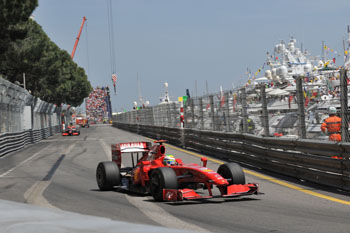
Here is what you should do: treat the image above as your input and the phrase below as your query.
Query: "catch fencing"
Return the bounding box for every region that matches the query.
[116,70,350,141]
[118,103,181,128]
[113,69,350,190]
[0,77,61,157]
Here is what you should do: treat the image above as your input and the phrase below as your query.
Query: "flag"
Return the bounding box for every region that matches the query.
[112,73,117,94]
[186,89,191,99]
[206,103,210,110]
[112,73,117,85]
[220,95,225,108]
[288,95,293,109]
[305,96,309,107]
[232,93,237,112]
[333,58,336,64]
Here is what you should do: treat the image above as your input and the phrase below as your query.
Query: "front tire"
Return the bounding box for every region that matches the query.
[96,161,121,191]
[150,167,178,201]
[217,162,245,185]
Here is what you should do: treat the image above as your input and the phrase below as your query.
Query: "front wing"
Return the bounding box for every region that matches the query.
[163,183,259,202]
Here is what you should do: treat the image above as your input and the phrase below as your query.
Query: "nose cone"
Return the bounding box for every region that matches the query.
[209,173,228,185]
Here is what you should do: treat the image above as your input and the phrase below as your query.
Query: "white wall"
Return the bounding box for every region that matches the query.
[23,106,32,130]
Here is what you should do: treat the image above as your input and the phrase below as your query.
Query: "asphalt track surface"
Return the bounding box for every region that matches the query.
[0,125,349,233]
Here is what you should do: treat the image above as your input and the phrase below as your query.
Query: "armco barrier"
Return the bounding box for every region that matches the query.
[113,122,350,191]
[0,125,60,157]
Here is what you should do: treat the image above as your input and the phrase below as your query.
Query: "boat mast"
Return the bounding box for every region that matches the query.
[322,40,325,63]
[343,25,350,67]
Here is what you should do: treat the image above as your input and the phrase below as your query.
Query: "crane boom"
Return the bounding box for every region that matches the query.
[71,16,87,59]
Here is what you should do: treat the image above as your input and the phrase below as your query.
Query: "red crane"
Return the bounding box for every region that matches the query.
[71,16,87,59]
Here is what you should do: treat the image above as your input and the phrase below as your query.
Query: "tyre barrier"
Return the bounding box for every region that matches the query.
[0,126,60,157]
[113,122,350,191]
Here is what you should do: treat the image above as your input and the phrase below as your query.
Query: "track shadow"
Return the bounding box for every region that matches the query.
[90,188,148,197]
[146,197,260,206]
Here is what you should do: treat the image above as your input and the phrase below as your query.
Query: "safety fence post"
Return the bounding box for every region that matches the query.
[199,97,204,130]
[224,92,230,132]
[209,95,215,131]
[260,84,270,137]
[241,88,248,133]
[191,98,195,129]
[296,76,306,139]
[166,103,171,127]
[340,68,349,142]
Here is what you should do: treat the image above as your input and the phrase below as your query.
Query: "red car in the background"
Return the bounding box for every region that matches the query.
[62,125,80,136]
[96,140,259,202]
[79,119,89,128]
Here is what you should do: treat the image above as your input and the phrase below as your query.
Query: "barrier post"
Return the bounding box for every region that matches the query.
[296,76,306,139]
[191,98,195,129]
[241,88,248,133]
[209,95,215,131]
[340,68,349,142]
[225,92,230,132]
[199,97,204,130]
[260,84,270,137]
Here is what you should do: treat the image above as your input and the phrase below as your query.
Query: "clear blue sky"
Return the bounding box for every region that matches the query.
[34,0,350,112]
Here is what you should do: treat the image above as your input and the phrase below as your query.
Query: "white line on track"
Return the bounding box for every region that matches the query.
[99,139,210,232]
[24,143,76,208]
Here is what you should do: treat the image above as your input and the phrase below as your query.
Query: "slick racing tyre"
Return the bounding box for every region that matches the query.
[150,167,178,201]
[96,161,121,191]
[217,162,245,185]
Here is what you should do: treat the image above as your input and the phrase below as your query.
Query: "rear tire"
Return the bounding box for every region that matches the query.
[150,167,178,201]
[217,162,245,185]
[96,162,121,191]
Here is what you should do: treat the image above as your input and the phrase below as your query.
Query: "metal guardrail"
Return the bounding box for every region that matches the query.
[113,122,350,190]
[0,126,60,157]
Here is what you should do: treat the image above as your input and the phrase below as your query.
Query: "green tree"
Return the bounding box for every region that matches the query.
[1,19,92,106]
[0,0,38,57]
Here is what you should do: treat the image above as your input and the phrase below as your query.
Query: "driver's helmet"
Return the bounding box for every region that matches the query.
[163,155,176,166]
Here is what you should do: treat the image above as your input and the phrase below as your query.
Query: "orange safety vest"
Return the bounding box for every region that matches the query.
[321,115,341,141]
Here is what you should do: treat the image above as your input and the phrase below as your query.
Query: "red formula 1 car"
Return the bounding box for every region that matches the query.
[79,119,90,128]
[62,125,80,136]
[96,140,259,202]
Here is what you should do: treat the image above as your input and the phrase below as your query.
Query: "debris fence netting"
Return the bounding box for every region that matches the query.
[116,70,350,141]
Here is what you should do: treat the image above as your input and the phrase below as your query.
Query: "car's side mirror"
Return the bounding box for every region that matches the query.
[201,157,208,167]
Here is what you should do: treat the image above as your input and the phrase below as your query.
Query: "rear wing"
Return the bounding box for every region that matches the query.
[112,142,152,168]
